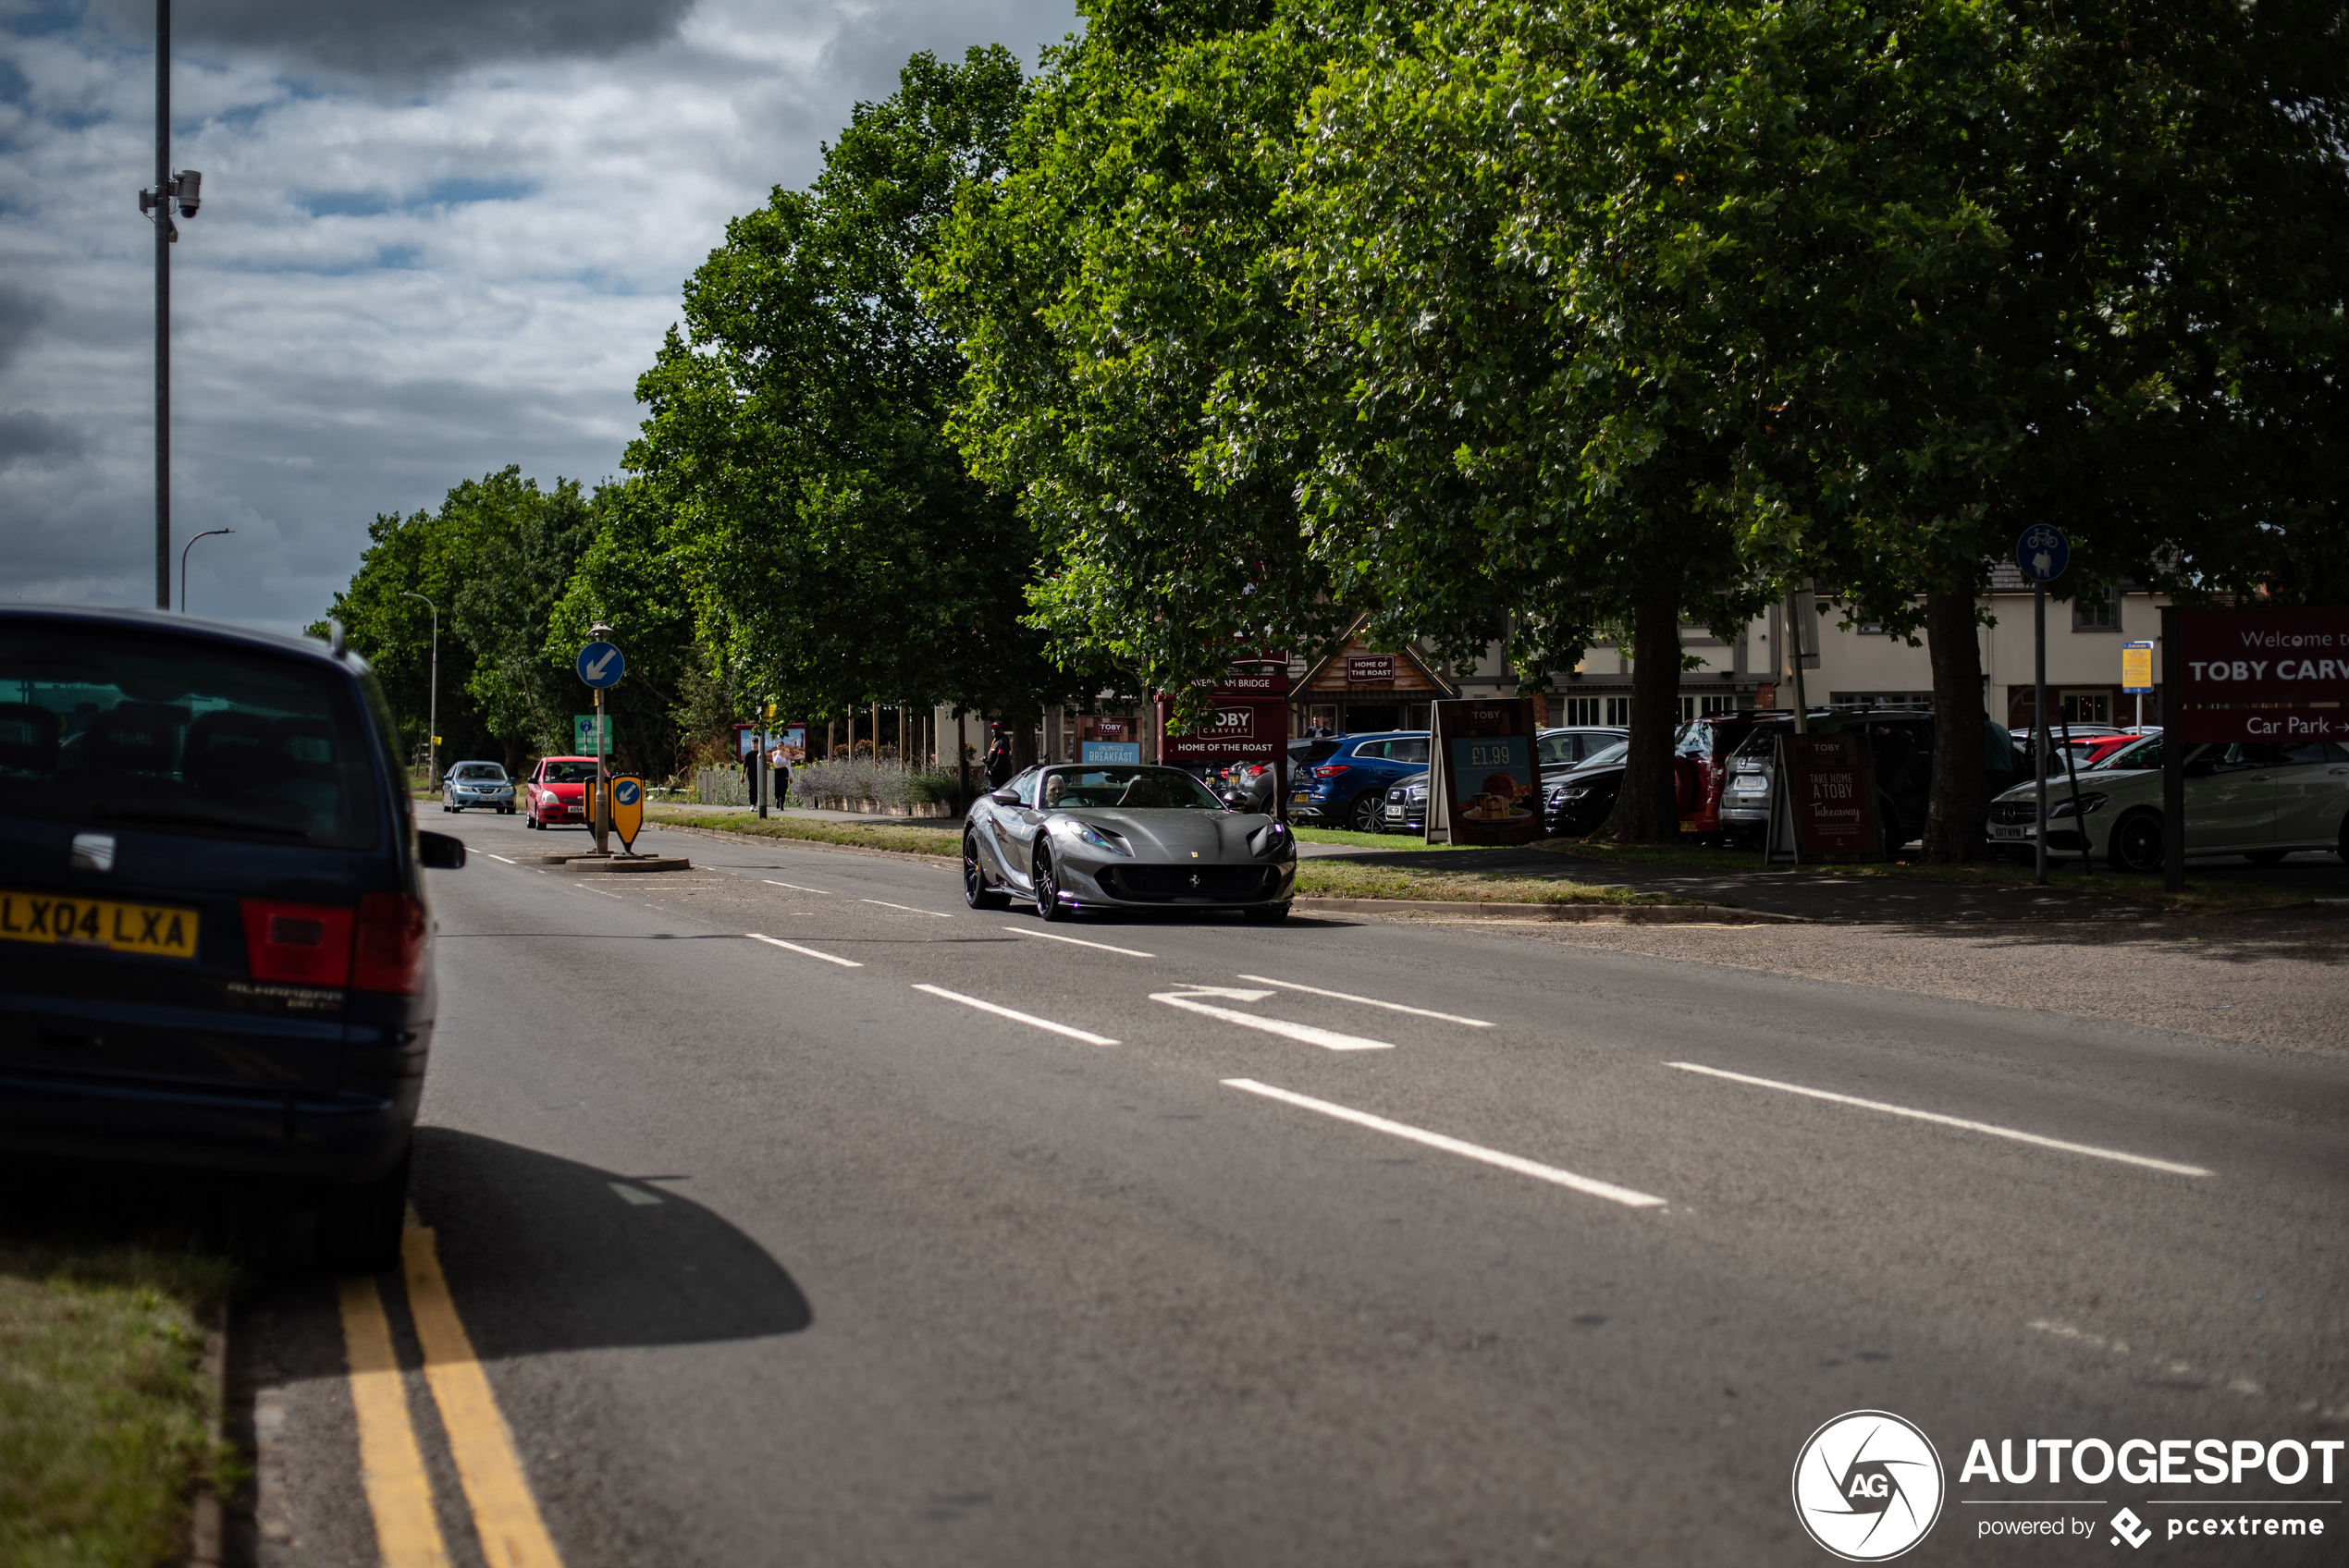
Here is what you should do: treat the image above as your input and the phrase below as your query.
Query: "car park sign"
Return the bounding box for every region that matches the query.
[2121,641,2155,694]
[2171,605,2349,741]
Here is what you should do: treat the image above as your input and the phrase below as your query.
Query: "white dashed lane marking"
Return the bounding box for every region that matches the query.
[1153,987,1395,1052]
[745,932,862,968]
[1666,1062,2212,1177]
[862,899,953,919]
[910,984,1119,1047]
[1234,974,1493,1027]
[1223,1078,1667,1208]
[1006,927,1156,958]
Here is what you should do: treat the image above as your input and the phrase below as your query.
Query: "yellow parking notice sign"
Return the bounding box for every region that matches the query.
[610,776,646,851]
[2121,641,2154,694]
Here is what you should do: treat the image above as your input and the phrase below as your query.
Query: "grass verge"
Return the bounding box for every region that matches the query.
[1295,860,1679,905]
[652,806,962,859]
[0,1244,239,1568]
[1539,838,2327,915]
[1291,826,1457,852]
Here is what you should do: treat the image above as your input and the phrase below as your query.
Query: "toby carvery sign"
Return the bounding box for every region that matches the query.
[2174,606,2349,742]
[1433,698,1544,845]
[1156,692,1285,763]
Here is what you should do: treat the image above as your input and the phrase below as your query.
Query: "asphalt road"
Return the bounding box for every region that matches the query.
[235,811,2349,1567]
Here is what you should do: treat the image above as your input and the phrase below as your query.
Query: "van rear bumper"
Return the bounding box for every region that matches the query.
[0,1069,421,1182]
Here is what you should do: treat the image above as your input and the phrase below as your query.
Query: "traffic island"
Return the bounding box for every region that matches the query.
[537,852,694,873]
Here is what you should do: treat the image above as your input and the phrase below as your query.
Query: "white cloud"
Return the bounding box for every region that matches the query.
[0,0,1079,630]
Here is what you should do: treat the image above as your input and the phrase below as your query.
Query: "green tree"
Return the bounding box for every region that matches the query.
[630,47,1099,736]
[928,1,1357,713]
[544,478,711,778]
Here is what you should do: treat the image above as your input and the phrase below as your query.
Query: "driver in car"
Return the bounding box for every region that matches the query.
[1043,774,1067,809]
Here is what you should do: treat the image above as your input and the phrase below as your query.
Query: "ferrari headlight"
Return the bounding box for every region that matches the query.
[1249,822,1295,860]
[1068,822,1131,856]
[2048,791,2108,818]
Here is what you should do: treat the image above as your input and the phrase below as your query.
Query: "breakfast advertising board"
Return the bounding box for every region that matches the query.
[1428,698,1544,845]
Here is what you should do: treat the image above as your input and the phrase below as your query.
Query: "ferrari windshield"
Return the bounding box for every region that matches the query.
[1039,766,1224,811]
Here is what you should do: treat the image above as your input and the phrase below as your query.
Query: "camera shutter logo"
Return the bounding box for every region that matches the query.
[1792,1410,1945,1561]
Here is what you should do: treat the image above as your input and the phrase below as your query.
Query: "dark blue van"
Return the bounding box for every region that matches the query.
[1289,731,1432,831]
[0,606,462,1269]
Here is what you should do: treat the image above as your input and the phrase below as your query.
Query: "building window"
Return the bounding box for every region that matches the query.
[2072,592,2120,631]
[1829,692,1933,711]
[2061,692,2110,725]
[1605,696,1634,727]
[1561,695,1603,727]
[1678,693,1738,721]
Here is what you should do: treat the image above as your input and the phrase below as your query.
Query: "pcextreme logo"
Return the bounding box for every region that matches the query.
[1793,1410,1948,1562]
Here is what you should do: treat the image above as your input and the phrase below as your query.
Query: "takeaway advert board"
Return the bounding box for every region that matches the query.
[1774,732,1883,860]
[1428,698,1543,846]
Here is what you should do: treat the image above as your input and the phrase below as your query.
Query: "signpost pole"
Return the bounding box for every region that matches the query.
[2161,606,2183,894]
[593,688,609,855]
[2034,581,2048,886]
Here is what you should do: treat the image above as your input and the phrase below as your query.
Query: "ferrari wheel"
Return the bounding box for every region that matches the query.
[1034,847,1070,922]
[965,832,1010,910]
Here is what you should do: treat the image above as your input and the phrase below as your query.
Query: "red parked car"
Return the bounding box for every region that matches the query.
[1671,712,1784,839]
[523,756,599,829]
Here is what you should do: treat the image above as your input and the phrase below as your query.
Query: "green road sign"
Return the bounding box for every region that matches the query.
[572,715,614,757]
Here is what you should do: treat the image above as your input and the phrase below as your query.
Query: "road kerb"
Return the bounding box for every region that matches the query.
[1291,896,1803,923]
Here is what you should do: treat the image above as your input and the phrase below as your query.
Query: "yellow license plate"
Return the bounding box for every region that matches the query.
[0,890,200,960]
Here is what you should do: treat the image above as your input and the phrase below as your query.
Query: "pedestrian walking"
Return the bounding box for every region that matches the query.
[983,727,1015,790]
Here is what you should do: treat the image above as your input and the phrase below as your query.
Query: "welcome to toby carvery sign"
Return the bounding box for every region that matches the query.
[2173,606,2349,741]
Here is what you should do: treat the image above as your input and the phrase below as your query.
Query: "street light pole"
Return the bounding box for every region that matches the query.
[153,0,170,609]
[399,592,438,787]
[141,0,199,611]
[178,527,231,613]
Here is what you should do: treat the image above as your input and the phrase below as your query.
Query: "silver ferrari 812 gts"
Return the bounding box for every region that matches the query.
[964,764,1297,922]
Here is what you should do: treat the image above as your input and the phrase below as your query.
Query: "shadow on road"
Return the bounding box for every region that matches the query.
[406,1126,811,1363]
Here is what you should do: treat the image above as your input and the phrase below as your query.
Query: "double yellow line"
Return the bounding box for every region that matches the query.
[337,1218,567,1568]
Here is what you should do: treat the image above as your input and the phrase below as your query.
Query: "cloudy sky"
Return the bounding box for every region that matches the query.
[0,0,1080,633]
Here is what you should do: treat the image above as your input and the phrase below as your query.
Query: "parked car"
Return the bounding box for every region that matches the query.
[1990,737,2349,871]
[1718,709,2012,851]
[1537,726,1630,770]
[1671,711,1802,840]
[964,763,1296,921]
[1290,731,1431,831]
[1382,771,1432,834]
[1544,740,1631,836]
[0,606,464,1271]
[523,755,600,829]
[441,760,514,814]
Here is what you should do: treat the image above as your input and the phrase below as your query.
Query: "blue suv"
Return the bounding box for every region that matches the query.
[1290,731,1431,831]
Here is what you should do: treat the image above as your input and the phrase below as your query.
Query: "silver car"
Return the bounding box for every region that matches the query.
[964,764,1297,923]
[441,760,514,814]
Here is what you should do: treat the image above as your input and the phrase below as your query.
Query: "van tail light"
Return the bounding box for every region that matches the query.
[240,900,355,986]
[1312,765,1351,778]
[352,891,428,994]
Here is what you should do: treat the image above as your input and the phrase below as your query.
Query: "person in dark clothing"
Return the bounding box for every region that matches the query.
[982,729,1015,790]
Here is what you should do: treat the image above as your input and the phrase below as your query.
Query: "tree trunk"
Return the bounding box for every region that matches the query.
[1922,584,1988,863]
[1592,573,1686,842]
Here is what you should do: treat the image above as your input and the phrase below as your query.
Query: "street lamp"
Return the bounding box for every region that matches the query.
[178,527,230,613]
[139,0,202,610]
[400,592,439,787]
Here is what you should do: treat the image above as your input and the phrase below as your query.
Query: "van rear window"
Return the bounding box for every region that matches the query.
[0,629,380,849]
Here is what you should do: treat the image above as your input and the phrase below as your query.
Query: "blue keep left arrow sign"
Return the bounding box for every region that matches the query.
[576,641,624,689]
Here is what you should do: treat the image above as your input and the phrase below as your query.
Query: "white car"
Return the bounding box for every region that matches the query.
[1987,735,2349,872]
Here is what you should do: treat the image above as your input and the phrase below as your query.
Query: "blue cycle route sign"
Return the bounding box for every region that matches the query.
[576,641,624,688]
[2016,525,2070,583]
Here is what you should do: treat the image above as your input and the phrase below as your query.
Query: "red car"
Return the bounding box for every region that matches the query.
[523,755,600,829]
[1671,712,1784,839]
